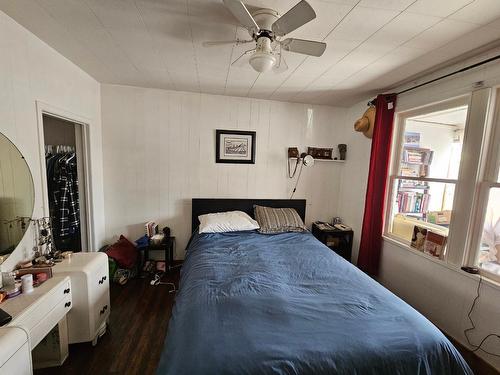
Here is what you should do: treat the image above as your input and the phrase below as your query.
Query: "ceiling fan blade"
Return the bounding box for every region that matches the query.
[280,38,326,57]
[223,0,259,32]
[202,39,253,47]
[231,49,255,67]
[272,0,316,37]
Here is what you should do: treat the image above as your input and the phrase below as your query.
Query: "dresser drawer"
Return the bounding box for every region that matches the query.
[52,254,110,344]
[93,295,110,333]
[30,294,72,348]
[96,263,109,290]
[9,278,71,346]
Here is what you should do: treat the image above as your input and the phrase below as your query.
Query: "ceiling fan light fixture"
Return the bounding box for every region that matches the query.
[249,51,276,72]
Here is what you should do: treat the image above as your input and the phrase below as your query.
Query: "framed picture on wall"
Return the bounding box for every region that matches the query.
[216,129,256,164]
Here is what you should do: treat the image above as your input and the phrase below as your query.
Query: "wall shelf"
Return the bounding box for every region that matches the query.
[288,158,345,163]
[316,159,345,163]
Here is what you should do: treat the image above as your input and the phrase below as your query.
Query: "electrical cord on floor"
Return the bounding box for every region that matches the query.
[150,272,176,293]
[463,275,500,358]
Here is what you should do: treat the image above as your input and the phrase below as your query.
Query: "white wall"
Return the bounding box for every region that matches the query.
[337,101,373,261]
[338,57,500,370]
[0,10,104,271]
[101,84,350,257]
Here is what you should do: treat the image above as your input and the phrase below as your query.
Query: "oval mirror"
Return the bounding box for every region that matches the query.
[0,132,35,261]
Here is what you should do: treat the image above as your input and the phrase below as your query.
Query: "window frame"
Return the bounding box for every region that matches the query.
[383,89,494,270]
[466,88,500,282]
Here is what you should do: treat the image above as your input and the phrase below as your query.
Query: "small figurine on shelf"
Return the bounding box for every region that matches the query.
[338,144,347,160]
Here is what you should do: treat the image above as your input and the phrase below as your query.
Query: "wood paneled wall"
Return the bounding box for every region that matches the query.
[101,84,350,257]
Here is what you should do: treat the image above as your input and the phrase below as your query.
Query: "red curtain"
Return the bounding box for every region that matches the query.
[357,94,397,276]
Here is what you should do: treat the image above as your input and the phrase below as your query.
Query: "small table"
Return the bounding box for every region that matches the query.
[312,223,353,262]
[144,236,175,272]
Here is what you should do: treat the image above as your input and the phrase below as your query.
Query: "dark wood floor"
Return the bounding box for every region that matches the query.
[35,269,180,375]
[35,267,498,375]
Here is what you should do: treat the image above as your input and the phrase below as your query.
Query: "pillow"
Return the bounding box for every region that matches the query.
[254,205,307,234]
[105,235,137,269]
[198,211,260,233]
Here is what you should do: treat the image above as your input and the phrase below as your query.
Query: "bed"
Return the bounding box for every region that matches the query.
[157,199,471,375]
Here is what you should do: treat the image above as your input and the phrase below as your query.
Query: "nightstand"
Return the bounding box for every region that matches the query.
[312,222,353,262]
[145,236,176,272]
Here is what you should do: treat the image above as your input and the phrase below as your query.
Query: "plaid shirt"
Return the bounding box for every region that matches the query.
[52,156,80,237]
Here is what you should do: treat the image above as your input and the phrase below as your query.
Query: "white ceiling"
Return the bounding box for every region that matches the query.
[2,0,500,106]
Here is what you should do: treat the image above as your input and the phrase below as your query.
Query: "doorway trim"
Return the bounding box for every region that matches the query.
[35,101,95,250]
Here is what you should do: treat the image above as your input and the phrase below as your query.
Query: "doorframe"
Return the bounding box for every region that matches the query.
[35,101,95,251]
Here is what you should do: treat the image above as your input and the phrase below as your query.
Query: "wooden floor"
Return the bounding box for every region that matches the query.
[35,267,498,375]
[35,270,180,375]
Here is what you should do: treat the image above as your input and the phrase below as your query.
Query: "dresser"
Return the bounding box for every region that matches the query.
[53,252,110,345]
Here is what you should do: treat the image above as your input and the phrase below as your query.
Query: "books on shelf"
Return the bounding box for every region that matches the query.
[145,221,158,238]
[424,231,447,259]
[402,147,434,165]
[411,225,427,251]
[400,164,429,177]
[411,225,447,259]
[427,210,451,225]
[397,191,430,213]
[399,179,429,190]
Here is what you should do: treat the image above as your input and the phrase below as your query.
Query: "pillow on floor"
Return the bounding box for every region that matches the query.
[105,235,137,269]
[199,211,260,233]
[254,205,307,234]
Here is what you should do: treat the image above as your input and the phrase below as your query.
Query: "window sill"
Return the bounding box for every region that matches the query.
[381,234,500,292]
[382,234,448,264]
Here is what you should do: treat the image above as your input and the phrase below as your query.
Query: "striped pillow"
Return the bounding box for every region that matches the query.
[254,205,306,234]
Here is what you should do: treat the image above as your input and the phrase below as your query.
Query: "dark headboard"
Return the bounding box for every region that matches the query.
[192,198,306,232]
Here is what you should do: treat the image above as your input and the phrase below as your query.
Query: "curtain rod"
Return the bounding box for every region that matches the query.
[368,53,500,106]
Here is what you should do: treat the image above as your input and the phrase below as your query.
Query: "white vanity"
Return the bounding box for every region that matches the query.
[0,276,73,374]
[0,118,110,373]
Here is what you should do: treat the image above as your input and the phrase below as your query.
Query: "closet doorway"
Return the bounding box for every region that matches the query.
[42,114,90,252]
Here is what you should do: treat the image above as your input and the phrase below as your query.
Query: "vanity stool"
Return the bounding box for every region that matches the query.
[53,252,110,346]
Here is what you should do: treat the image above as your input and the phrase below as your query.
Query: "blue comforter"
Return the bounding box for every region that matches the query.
[157,231,471,375]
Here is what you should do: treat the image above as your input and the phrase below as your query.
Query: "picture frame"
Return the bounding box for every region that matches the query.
[216,129,256,164]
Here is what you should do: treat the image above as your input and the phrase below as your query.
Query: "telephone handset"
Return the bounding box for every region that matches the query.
[334,223,351,231]
[314,221,335,230]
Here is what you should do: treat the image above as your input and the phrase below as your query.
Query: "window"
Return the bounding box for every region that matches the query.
[386,101,469,260]
[470,90,500,280]
[478,188,500,275]
[385,88,500,282]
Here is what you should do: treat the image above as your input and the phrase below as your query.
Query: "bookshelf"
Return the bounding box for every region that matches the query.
[397,147,434,219]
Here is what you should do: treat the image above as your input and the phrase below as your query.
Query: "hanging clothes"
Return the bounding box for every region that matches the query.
[45,146,81,251]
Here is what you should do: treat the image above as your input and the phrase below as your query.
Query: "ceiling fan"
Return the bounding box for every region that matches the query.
[204,0,327,73]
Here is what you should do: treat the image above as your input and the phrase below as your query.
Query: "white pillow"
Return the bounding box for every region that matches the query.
[198,211,260,233]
